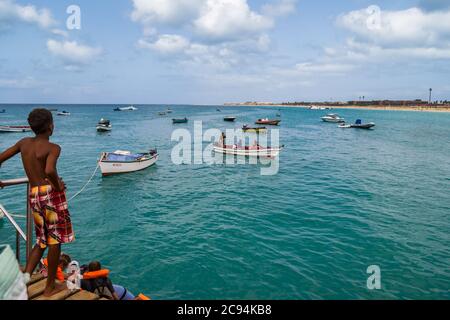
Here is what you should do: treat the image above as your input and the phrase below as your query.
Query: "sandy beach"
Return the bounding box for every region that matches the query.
[224,104,450,113]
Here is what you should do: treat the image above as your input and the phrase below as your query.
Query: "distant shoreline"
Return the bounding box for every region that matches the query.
[223,104,450,113]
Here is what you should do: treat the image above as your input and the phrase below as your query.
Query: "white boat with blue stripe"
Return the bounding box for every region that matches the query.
[99,150,158,176]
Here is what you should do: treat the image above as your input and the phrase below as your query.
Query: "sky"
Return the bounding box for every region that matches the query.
[0,0,449,104]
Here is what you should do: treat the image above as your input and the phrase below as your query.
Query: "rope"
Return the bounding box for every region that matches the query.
[67,163,100,202]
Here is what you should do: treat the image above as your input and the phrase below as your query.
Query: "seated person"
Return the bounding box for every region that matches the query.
[81,261,119,300]
[40,253,72,281]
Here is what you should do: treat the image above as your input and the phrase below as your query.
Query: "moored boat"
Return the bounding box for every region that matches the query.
[0,125,32,133]
[213,143,283,158]
[0,109,5,113]
[96,119,112,132]
[114,106,138,111]
[255,118,281,125]
[99,149,158,176]
[172,118,188,124]
[158,111,166,116]
[321,114,345,123]
[242,125,267,133]
[57,111,71,116]
[224,116,236,122]
[166,108,172,113]
[339,119,375,129]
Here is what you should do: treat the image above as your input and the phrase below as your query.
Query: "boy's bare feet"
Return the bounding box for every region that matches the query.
[43,282,67,297]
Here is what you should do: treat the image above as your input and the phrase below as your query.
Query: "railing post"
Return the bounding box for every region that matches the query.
[16,232,20,264]
[26,183,32,263]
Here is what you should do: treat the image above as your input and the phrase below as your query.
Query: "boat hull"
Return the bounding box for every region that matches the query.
[99,154,158,176]
[213,145,281,158]
[172,119,188,124]
[255,120,280,126]
[96,125,112,132]
[321,118,345,123]
[0,126,32,133]
[339,123,375,129]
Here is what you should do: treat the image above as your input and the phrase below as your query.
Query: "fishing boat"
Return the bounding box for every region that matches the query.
[98,149,158,176]
[57,111,71,116]
[242,125,267,133]
[0,125,32,133]
[213,143,283,158]
[321,114,345,123]
[172,118,188,124]
[114,106,138,111]
[224,116,236,122]
[255,118,281,126]
[96,119,112,132]
[339,119,375,129]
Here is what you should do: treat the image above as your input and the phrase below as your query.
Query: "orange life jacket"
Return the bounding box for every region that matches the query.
[82,269,110,280]
[42,258,65,281]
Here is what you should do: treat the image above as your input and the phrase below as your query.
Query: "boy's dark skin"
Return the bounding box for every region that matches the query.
[0,118,67,297]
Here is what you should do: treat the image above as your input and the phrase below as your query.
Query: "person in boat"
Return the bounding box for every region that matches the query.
[39,252,72,281]
[0,108,74,297]
[81,261,120,300]
[220,132,226,147]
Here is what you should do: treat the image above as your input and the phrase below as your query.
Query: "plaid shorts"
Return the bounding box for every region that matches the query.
[29,185,75,248]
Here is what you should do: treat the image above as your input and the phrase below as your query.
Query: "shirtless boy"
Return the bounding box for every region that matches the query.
[0,108,74,297]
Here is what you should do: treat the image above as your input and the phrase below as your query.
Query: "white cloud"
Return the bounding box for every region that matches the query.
[0,0,55,29]
[47,40,103,66]
[138,34,190,54]
[295,62,355,74]
[193,0,273,41]
[131,0,203,26]
[262,0,297,17]
[338,6,450,48]
[0,76,38,89]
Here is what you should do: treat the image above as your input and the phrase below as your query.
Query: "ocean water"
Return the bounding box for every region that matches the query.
[0,104,449,300]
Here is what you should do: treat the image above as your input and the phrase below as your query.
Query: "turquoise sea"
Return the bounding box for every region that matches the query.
[0,104,449,300]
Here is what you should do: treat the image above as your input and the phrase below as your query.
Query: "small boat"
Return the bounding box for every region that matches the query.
[48,108,58,112]
[158,112,166,116]
[99,149,158,176]
[213,143,283,158]
[309,106,327,110]
[255,118,281,126]
[242,125,267,133]
[224,116,236,122]
[166,108,173,114]
[114,106,138,111]
[321,114,345,123]
[0,109,6,113]
[96,119,112,132]
[339,119,375,129]
[217,108,221,112]
[172,118,188,124]
[57,111,70,116]
[0,125,32,133]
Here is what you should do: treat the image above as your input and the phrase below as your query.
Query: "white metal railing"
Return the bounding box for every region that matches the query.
[0,177,32,265]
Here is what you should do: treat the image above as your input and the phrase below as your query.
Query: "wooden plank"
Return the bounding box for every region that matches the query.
[27,279,47,299]
[65,290,100,301]
[28,273,45,286]
[33,289,78,301]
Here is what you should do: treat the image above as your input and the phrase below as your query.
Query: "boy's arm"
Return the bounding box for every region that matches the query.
[0,140,23,188]
[45,144,64,192]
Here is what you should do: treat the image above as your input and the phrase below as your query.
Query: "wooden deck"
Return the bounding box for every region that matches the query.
[27,273,101,300]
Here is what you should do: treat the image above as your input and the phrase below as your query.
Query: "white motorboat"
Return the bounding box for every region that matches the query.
[0,125,32,133]
[99,150,158,176]
[57,111,71,116]
[213,143,283,158]
[321,114,345,123]
[114,106,138,111]
[339,119,375,129]
[96,119,112,132]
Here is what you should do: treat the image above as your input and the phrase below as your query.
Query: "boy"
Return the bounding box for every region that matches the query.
[0,108,74,297]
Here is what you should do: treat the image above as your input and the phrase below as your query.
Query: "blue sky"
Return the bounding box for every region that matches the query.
[0,0,449,104]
